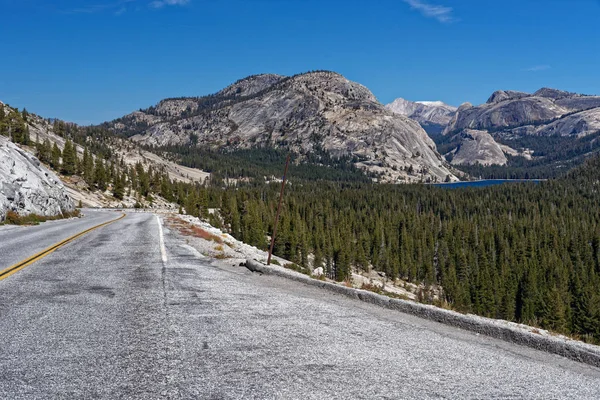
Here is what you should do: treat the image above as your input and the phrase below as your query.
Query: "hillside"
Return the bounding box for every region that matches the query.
[434,88,600,177]
[105,71,459,183]
[386,97,457,135]
[0,100,212,214]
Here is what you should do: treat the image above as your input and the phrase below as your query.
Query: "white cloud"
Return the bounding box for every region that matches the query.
[150,0,190,8]
[525,65,551,72]
[403,0,455,23]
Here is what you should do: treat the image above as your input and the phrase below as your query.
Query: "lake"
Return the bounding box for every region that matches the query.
[433,179,545,189]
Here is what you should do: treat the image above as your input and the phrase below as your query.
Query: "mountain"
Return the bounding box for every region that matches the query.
[0,135,74,221]
[445,88,600,135]
[438,88,600,172]
[385,98,457,135]
[447,129,513,166]
[106,71,458,183]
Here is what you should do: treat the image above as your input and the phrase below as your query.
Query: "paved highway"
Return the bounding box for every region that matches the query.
[0,208,121,271]
[1,210,599,399]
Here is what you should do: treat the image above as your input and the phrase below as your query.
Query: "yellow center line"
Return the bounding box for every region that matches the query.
[0,213,127,281]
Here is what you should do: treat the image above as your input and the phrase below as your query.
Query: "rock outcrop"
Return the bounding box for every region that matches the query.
[0,136,74,221]
[449,130,508,166]
[107,71,458,183]
[445,88,600,136]
[486,90,530,104]
[441,88,600,166]
[386,97,456,134]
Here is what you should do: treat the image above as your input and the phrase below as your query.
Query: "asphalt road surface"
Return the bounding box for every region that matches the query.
[1,210,600,399]
[0,208,120,271]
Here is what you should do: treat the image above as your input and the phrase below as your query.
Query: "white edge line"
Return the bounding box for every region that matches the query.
[156,215,168,264]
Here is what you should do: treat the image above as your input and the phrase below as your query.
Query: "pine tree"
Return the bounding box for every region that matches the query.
[185,191,198,217]
[51,143,61,170]
[61,139,76,175]
[113,172,125,200]
[542,287,568,333]
[37,139,52,164]
[94,158,107,191]
[83,147,94,185]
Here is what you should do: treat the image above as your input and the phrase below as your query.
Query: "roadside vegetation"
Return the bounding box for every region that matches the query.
[1,210,81,226]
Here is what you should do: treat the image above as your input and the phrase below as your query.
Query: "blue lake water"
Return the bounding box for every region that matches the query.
[433,179,545,189]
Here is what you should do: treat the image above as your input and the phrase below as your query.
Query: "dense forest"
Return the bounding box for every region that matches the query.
[203,160,600,344]
[151,145,372,183]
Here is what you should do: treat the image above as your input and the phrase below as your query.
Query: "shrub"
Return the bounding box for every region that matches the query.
[4,211,21,225]
[2,209,80,225]
[283,263,310,275]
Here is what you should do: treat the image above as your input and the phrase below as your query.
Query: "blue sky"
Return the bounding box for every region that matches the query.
[1,0,599,124]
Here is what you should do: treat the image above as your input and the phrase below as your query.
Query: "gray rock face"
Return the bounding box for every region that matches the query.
[535,108,600,137]
[533,87,575,100]
[445,96,567,133]
[556,96,600,112]
[217,74,285,97]
[446,88,600,136]
[0,136,74,221]
[385,98,457,128]
[450,130,508,166]
[109,72,458,183]
[440,87,600,167]
[486,90,530,104]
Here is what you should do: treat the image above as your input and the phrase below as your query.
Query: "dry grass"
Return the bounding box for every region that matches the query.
[2,209,81,225]
[360,282,383,294]
[166,216,223,243]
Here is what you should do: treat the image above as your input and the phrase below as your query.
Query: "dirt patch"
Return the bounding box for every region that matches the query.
[166,216,223,243]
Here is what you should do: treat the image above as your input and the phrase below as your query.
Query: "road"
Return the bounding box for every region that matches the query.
[1,210,599,399]
[0,208,120,271]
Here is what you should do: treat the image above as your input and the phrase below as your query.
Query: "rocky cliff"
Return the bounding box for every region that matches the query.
[449,130,509,166]
[441,88,600,166]
[107,71,458,183]
[445,88,600,136]
[386,98,457,134]
[0,136,74,221]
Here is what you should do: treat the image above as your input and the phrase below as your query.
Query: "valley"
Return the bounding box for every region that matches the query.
[2,71,600,397]
[2,72,600,347]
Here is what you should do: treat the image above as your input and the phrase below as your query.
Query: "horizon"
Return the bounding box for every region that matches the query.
[1,0,599,124]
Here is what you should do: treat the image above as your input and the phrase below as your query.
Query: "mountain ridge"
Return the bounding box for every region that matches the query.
[105,71,459,183]
[437,87,600,173]
[385,97,457,135]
